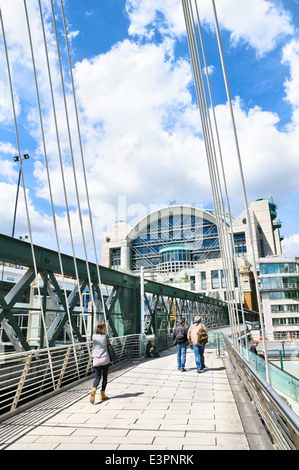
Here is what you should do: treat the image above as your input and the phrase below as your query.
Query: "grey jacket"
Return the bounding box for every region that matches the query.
[92,333,109,359]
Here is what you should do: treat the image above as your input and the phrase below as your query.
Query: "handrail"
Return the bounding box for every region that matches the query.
[223,334,299,450]
[0,334,141,362]
[0,334,143,420]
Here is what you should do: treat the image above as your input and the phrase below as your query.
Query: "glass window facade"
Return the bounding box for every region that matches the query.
[269,291,299,299]
[260,263,299,275]
[131,213,221,271]
[160,247,191,264]
[261,277,299,290]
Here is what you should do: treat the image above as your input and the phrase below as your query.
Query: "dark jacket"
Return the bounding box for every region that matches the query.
[173,324,188,345]
[249,344,258,355]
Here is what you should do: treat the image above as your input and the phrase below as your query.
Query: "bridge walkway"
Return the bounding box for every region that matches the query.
[0,347,273,451]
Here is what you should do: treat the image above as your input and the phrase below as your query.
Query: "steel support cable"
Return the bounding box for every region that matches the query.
[37,0,82,375]
[184,0,246,348]
[60,0,222,329]
[192,0,245,351]
[182,0,238,345]
[59,0,108,329]
[23,0,89,350]
[49,0,97,336]
[193,0,249,355]
[211,0,271,382]
[182,1,236,336]
[0,7,55,387]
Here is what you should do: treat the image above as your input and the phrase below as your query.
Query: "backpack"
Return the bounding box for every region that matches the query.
[197,328,208,346]
[175,325,185,343]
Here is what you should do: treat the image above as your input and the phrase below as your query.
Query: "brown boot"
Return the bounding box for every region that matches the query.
[100,390,109,400]
[90,387,96,404]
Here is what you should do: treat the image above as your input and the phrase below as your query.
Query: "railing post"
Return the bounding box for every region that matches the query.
[279,350,284,371]
[85,348,93,377]
[55,346,72,390]
[10,353,33,411]
[217,335,221,357]
[119,337,127,361]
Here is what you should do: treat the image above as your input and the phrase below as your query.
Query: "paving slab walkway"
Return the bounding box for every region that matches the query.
[0,347,274,451]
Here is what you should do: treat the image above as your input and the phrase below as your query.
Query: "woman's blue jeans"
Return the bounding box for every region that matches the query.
[193,344,205,371]
[176,343,187,370]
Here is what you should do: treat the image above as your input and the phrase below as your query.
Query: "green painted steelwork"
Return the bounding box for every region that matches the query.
[0,233,228,352]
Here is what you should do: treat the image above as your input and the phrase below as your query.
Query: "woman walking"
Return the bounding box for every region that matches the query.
[90,321,110,403]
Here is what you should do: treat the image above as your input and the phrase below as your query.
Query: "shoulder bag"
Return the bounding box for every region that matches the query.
[106,335,117,363]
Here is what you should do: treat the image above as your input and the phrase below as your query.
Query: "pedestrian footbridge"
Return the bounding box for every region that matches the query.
[1,337,298,451]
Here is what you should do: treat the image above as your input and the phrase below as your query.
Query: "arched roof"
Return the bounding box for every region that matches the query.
[126,204,222,243]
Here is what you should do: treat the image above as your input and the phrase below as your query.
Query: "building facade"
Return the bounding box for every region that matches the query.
[102,198,283,311]
[259,256,299,341]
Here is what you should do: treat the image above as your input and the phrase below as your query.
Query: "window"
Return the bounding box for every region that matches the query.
[260,263,299,275]
[233,233,247,256]
[110,248,121,267]
[273,317,299,326]
[271,304,299,313]
[212,270,219,289]
[200,272,206,290]
[260,278,283,289]
[270,291,299,299]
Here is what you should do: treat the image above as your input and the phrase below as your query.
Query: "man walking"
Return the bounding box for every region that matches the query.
[173,318,188,372]
[188,316,208,373]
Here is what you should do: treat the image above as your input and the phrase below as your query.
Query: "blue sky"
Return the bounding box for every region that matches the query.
[0,0,299,261]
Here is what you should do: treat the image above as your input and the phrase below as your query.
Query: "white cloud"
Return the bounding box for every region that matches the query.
[208,97,299,216]
[126,0,186,38]
[0,141,17,154]
[126,0,293,56]
[213,0,293,56]
[72,38,210,210]
[282,235,299,260]
[282,39,299,110]
[0,160,18,183]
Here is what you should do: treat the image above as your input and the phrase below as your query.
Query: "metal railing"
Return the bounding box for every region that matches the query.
[223,335,299,450]
[0,334,142,420]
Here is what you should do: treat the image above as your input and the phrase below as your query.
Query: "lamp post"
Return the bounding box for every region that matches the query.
[12,154,30,238]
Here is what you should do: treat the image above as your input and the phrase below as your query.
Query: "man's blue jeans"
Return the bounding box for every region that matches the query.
[193,344,205,371]
[176,343,187,370]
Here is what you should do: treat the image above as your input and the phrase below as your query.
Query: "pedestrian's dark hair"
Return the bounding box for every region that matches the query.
[178,318,185,325]
[95,321,107,335]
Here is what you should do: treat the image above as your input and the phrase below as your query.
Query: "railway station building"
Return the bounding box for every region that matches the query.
[102,197,283,312]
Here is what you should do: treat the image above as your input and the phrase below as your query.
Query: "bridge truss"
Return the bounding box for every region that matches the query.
[0,233,228,353]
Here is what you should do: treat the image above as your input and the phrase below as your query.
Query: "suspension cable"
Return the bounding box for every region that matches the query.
[0,6,55,388]
[49,0,101,333]
[194,0,249,355]
[59,0,108,330]
[36,0,84,375]
[211,0,271,382]
[182,0,239,347]
[23,0,89,353]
